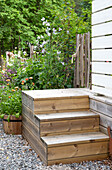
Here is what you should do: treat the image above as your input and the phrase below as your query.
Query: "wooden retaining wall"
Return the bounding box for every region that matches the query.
[92,0,112,97]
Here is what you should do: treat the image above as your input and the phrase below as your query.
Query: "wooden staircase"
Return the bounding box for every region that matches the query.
[22,89,109,165]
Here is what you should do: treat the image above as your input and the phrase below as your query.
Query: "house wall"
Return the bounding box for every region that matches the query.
[92,0,112,97]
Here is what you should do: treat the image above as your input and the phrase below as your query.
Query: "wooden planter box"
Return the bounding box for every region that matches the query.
[3,115,22,135]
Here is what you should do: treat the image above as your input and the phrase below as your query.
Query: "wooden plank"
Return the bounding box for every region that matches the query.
[100,125,110,135]
[92,85,112,97]
[42,132,109,147]
[92,8,112,25]
[92,62,112,74]
[92,0,112,13]
[48,153,108,165]
[48,141,109,160]
[87,32,90,88]
[22,89,89,101]
[22,124,47,162]
[92,74,112,88]
[90,111,112,130]
[22,104,40,127]
[40,118,99,137]
[22,93,34,111]
[85,33,88,87]
[92,49,112,61]
[34,97,89,112]
[92,22,112,37]
[76,34,80,86]
[22,114,40,137]
[90,98,112,118]
[37,111,99,121]
[92,35,112,49]
[80,34,84,87]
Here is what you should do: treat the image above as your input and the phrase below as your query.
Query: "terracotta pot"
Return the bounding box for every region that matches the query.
[3,115,22,135]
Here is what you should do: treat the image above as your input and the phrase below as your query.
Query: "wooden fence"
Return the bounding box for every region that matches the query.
[92,0,112,97]
[72,32,91,88]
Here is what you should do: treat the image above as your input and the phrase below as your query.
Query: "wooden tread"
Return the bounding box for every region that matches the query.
[22,88,89,101]
[35,111,99,122]
[41,132,109,147]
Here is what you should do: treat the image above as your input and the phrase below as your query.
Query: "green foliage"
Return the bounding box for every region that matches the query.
[0,85,22,119]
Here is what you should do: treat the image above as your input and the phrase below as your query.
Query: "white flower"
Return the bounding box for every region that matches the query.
[59,28,62,31]
[47,32,51,36]
[46,23,50,26]
[41,17,45,21]
[47,27,51,31]
[15,47,17,49]
[53,28,57,34]
[61,62,64,65]
[37,36,40,39]
[57,51,61,55]
[41,35,44,38]
[42,49,46,53]
[43,21,47,25]
[23,51,26,55]
[67,30,69,34]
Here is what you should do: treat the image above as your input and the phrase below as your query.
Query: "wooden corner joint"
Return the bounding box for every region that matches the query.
[107,126,112,159]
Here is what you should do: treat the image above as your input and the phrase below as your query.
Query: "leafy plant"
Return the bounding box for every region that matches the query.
[0,84,22,121]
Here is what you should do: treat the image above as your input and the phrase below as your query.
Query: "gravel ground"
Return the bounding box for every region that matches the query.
[0,122,112,170]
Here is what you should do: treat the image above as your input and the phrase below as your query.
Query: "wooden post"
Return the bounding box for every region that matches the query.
[76,34,80,87]
[30,45,34,58]
[87,32,90,88]
[85,33,88,87]
[80,34,84,87]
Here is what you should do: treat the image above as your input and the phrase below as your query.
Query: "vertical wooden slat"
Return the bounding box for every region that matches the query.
[85,33,88,87]
[76,34,80,86]
[80,34,84,87]
[87,32,90,88]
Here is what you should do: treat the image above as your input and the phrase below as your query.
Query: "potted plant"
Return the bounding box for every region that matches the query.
[0,82,22,135]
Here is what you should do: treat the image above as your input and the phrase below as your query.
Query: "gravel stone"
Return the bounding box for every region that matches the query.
[0,122,112,170]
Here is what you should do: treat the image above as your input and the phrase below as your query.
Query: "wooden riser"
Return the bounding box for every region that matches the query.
[36,112,100,137]
[22,107,100,137]
[42,132,109,165]
[22,89,89,114]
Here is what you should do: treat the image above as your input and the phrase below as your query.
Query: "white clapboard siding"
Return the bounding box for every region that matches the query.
[92,74,112,88]
[92,85,112,97]
[92,8,112,25]
[92,62,112,75]
[92,21,112,37]
[92,49,112,61]
[92,35,112,49]
[92,0,112,13]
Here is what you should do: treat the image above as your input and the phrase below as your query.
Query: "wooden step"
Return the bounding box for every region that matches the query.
[22,89,89,114]
[35,111,100,136]
[41,132,109,165]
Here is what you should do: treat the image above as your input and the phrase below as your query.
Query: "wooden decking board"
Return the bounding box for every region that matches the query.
[22,115,40,137]
[22,132,47,165]
[42,132,109,147]
[36,111,99,122]
[22,104,40,127]
[22,124,47,161]
[48,141,109,160]
[48,153,109,165]
[34,97,89,112]
[40,118,99,137]
[22,88,89,101]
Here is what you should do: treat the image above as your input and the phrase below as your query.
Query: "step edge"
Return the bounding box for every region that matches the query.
[37,115,100,122]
